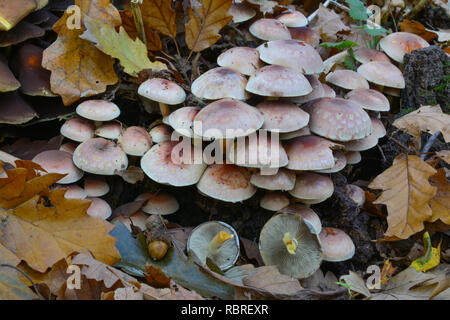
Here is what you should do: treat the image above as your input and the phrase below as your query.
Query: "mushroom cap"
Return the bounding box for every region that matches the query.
[0,53,20,92]
[288,26,320,47]
[383,87,401,97]
[288,172,334,203]
[73,138,128,175]
[118,126,153,156]
[344,151,361,165]
[371,117,386,138]
[197,164,256,202]
[342,132,379,151]
[346,88,390,112]
[228,2,256,23]
[344,184,365,207]
[246,65,312,97]
[138,78,186,105]
[357,61,405,89]
[60,118,95,142]
[319,227,355,262]
[260,191,290,211]
[187,221,240,271]
[249,18,292,41]
[61,184,87,199]
[276,10,308,27]
[325,69,369,90]
[278,204,322,234]
[322,83,336,98]
[84,177,110,197]
[112,211,148,232]
[32,150,83,184]
[280,126,311,140]
[149,124,172,144]
[191,67,250,100]
[59,142,78,154]
[257,100,310,133]
[86,197,112,220]
[284,135,342,170]
[303,97,372,141]
[259,213,322,278]
[167,106,200,138]
[315,150,347,173]
[379,32,430,63]
[217,47,264,76]
[135,192,179,215]
[287,75,325,104]
[250,168,296,191]
[353,47,391,64]
[76,100,120,121]
[193,98,264,140]
[257,40,323,75]
[95,122,122,140]
[141,141,206,187]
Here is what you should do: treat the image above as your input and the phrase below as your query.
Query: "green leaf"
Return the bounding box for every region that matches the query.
[345,0,369,20]
[320,40,359,51]
[344,49,358,71]
[364,24,387,37]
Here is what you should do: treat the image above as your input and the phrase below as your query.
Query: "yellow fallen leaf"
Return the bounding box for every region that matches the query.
[409,232,441,272]
[428,168,450,225]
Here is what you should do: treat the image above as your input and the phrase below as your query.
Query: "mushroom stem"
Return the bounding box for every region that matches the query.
[0,150,19,167]
[283,232,298,255]
[159,102,171,117]
[208,231,234,255]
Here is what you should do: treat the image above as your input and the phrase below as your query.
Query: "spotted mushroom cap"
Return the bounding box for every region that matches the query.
[380,32,430,63]
[76,100,120,121]
[257,100,309,133]
[278,204,322,234]
[249,18,292,41]
[228,3,256,23]
[276,10,308,27]
[319,227,355,262]
[357,61,405,89]
[260,191,290,211]
[138,78,186,105]
[325,69,369,90]
[32,150,83,184]
[250,167,296,191]
[135,192,179,215]
[118,126,153,156]
[84,176,110,197]
[217,47,264,76]
[353,47,391,64]
[95,122,122,140]
[346,88,390,112]
[60,118,95,142]
[288,172,334,204]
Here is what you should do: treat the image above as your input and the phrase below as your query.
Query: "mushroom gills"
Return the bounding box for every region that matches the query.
[208,231,234,256]
[283,232,298,255]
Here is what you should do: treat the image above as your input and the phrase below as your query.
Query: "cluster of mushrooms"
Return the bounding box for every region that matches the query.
[37,5,430,279]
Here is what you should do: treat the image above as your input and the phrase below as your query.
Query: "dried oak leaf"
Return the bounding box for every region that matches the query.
[311,3,351,42]
[185,0,233,52]
[120,10,162,52]
[429,168,450,225]
[399,20,438,42]
[368,155,437,239]
[141,0,177,38]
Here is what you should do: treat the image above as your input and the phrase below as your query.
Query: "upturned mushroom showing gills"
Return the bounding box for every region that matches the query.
[259,213,322,278]
[187,221,240,271]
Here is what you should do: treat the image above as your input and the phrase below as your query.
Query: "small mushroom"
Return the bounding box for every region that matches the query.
[260,191,290,211]
[86,197,112,220]
[345,88,390,112]
[228,3,256,23]
[166,106,200,138]
[32,150,83,184]
[84,176,109,197]
[315,150,347,174]
[95,121,122,140]
[76,100,120,121]
[118,126,153,156]
[288,172,334,204]
[59,142,78,154]
[0,53,20,92]
[288,26,320,47]
[319,227,355,262]
[344,184,365,207]
[60,118,95,142]
[344,151,361,165]
[353,47,391,64]
[149,124,172,144]
[249,18,292,41]
[379,32,429,63]
[250,168,296,191]
[325,69,369,90]
[278,204,322,234]
[357,61,405,89]
[217,47,264,76]
[256,100,309,133]
[135,192,179,215]
[276,10,308,28]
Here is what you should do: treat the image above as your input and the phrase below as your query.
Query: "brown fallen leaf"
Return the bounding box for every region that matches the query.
[428,168,450,225]
[311,3,351,42]
[0,0,36,31]
[399,20,438,42]
[145,265,171,288]
[102,286,143,300]
[140,0,177,38]
[115,165,145,184]
[436,150,450,164]
[120,10,162,51]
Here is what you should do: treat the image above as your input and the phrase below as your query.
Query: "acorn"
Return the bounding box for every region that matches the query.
[148,240,169,261]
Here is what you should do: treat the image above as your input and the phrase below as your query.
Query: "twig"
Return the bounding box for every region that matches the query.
[420,131,441,160]
[388,136,410,153]
[0,264,45,300]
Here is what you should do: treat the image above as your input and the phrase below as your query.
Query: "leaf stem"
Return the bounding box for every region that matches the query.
[131,0,147,47]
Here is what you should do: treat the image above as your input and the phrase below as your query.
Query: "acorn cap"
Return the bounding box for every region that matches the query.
[118,126,153,156]
[250,168,296,191]
[357,61,405,89]
[260,191,290,211]
[32,150,83,184]
[95,122,122,140]
[287,75,325,104]
[379,32,429,63]
[228,3,256,23]
[276,10,308,27]
[167,106,200,138]
[288,26,320,47]
[60,118,95,142]
[0,53,20,92]
[73,138,128,175]
[315,150,347,174]
[303,97,372,142]
[259,213,322,278]
[246,65,312,97]
[344,151,361,165]
[288,172,334,204]
[86,197,112,220]
[319,227,355,262]
[344,184,365,207]
[278,204,322,234]
[84,176,110,197]
[325,69,369,90]
[217,47,264,76]
[353,47,391,64]
[191,67,250,100]
[257,40,323,75]
[249,18,292,41]
[76,100,120,121]
[138,78,186,105]
[197,164,256,203]
[141,141,206,187]
[257,100,310,133]
[149,124,172,144]
[280,126,311,140]
[345,88,390,112]
[135,192,179,215]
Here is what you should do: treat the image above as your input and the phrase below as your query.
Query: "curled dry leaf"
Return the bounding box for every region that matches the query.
[428,168,450,225]
[140,0,177,38]
[310,3,351,42]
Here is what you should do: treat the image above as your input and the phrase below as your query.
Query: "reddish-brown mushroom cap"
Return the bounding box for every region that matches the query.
[217,47,264,76]
[288,26,320,47]
[246,65,312,97]
[138,78,186,105]
[135,192,179,215]
[346,88,390,112]
[325,69,369,90]
[32,150,84,184]
[357,61,405,89]
[86,197,112,220]
[118,126,153,156]
[60,118,95,142]
[278,204,322,234]
[288,172,334,204]
[287,75,325,104]
[315,150,347,174]
[250,168,296,191]
[249,18,292,41]
[319,227,355,262]
[260,191,290,211]
[84,176,110,197]
[228,3,256,23]
[95,122,122,140]
[276,11,308,27]
[353,47,391,64]
[380,32,430,63]
[149,124,172,144]
[76,100,120,121]
[256,100,309,133]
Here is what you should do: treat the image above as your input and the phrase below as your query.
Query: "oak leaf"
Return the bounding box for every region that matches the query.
[429,168,450,225]
[120,10,162,51]
[399,20,438,42]
[311,4,351,42]
[141,0,177,38]
[368,155,437,239]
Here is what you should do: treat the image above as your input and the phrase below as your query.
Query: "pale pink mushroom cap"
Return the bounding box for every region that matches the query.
[289,27,320,47]
[344,184,365,207]
[60,118,95,142]
[76,100,120,121]
[287,75,325,104]
[135,192,179,215]
[84,177,110,197]
[342,132,379,151]
[322,83,336,98]
[371,117,386,138]
[303,97,372,141]
[149,124,172,144]
[380,32,430,63]
[59,142,78,154]
[193,98,264,140]
[228,3,256,23]
[276,10,308,27]
[288,172,334,204]
[197,164,256,202]
[357,61,405,89]
[246,65,312,97]
[118,126,153,156]
[319,227,355,262]
[250,167,296,191]
[326,69,369,90]
[95,122,122,140]
[279,204,322,234]
[138,78,186,105]
[280,126,311,140]
[249,18,292,41]
[86,197,112,220]
[256,100,309,133]
[344,151,361,165]
[141,141,206,186]
[217,47,264,76]
[260,191,290,211]
[257,40,323,75]
[167,106,200,138]
[60,184,87,199]
[316,150,347,173]
[346,88,390,112]
[112,211,148,232]
[32,150,83,184]
[191,67,250,100]
[73,138,128,175]
[353,47,391,64]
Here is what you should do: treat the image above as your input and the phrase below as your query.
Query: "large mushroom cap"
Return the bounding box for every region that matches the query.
[319,227,355,262]
[141,141,206,187]
[357,61,405,89]
[278,204,322,234]
[380,32,430,63]
[197,164,256,202]
[228,3,256,23]
[287,75,325,104]
[260,191,290,211]
[76,100,120,121]
[32,150,83,184]
[118,126,153,156]
[325,69,369,90]
[276,10,308,27]
[353,47,391,64]
[246,65,312,97]
[138,78,186,105]
[135,192,179,215]
[191,67,250,100]
[167,106,200,137]
[249,18,292,41]
[73,138,128,175]
[217,47,264,76]
[288,26,320,47]
[259,213,322,278]
[250,168,296,191]
[187,221,240,271]
[60,118,95,142]
[257,40,323,75]
[288,172,334,204]
[346,88,390,112]
[342,130,379,151]
[257,100,309,133]
[303,97,372,141]
[193,98,264,140]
